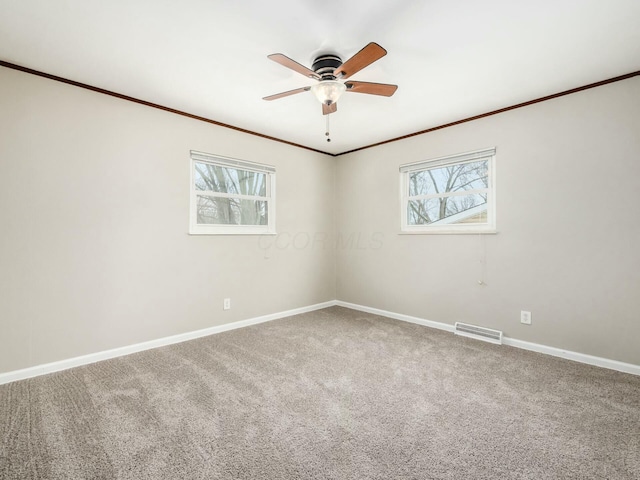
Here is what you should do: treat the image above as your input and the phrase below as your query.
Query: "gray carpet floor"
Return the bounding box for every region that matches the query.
[1,306,639,479]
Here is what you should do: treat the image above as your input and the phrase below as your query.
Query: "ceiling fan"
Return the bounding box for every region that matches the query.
[263,42,398,116]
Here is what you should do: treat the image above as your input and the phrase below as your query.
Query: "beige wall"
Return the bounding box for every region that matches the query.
[2,66,639,374]
[337,77,640,366]
[0,67,336,373]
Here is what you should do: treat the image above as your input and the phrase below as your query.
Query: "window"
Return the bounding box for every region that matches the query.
[400,148,496,234]
[189,151,276,235]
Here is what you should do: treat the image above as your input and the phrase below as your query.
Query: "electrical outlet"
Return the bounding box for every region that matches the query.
[520,310,532,325]
[223,298,231,310]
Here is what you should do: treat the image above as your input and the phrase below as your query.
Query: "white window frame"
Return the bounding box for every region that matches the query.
[400,147,496,234]
[189,151,276,235]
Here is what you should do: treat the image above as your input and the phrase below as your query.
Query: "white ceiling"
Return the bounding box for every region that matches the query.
[1,0,639,155]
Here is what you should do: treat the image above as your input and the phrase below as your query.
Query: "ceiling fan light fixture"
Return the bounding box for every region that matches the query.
[311,81,346,105]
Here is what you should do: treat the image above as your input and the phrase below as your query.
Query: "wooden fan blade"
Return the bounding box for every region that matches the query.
[345,81,398,97]
[263,86,311,101]
[322,103,337,115]
[333,42,387,79]
[268,54,320,80]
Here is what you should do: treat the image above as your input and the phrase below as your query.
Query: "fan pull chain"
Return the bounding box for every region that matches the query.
[325,113,331,142]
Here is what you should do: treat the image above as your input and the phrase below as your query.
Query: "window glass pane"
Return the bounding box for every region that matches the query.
[409,160,488,196]
[194,162,266,196]
[408,193,487,225]
[196,195,268,225]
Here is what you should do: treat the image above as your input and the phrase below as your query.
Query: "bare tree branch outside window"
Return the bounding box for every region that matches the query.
[194,163,268,226]
[407,160,488,225]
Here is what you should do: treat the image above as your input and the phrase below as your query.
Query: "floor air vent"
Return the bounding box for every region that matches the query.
[454,322,503,345]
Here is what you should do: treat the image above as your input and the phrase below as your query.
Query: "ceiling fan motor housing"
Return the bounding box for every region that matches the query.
[312,54,342,80]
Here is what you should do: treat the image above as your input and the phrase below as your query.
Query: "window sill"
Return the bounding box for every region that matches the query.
[399,229,498,235]
[189,227,276,236]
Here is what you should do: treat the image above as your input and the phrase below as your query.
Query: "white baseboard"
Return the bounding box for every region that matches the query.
[501,337,640,376]
[0,300,336,386]
[2,299,638,385]
[335,300,455,333]
[336,301,640,376]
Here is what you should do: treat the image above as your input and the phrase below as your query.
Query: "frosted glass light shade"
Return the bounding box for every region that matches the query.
[311,81,346,105]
